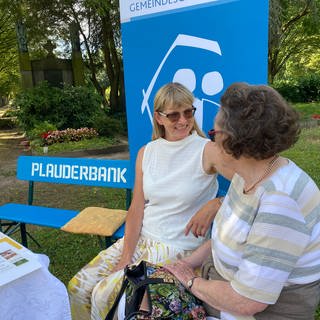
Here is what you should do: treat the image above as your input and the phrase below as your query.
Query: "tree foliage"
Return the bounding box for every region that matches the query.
[1,0,319,104]
[1,0,123,112]
[269,0,320,83]
[21,0,123,112]
[0,0,20,99]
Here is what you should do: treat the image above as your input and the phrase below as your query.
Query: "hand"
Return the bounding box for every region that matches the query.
[112,256,132,272]
[165,260,197,288]
[185,198,222,237]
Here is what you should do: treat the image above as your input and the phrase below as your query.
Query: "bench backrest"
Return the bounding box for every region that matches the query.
[17,156,134,189]
[16,156,229,204]
[17,156,134,209]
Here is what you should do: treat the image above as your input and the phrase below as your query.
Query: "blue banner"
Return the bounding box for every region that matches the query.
[120,0,269,162]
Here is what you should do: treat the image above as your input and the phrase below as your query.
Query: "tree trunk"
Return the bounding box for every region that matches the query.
[101,10,123,113]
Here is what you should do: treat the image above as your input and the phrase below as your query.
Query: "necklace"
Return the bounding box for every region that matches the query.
[244,155,280,194]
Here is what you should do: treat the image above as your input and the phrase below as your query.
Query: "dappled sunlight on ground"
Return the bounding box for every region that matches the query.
[0,130,25,140]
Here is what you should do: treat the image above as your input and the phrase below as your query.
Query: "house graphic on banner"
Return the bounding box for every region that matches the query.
[141,33,223,130]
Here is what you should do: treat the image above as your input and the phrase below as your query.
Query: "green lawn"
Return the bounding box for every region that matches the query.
[293,101,320,120]
[281,126,320,186]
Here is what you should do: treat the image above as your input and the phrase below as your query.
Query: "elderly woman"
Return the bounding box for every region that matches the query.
[166,83,320,319]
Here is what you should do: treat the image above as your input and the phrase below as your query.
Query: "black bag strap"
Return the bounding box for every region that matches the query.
[104,277,129,320]
[104,261,169,320]
[128,277,164,289]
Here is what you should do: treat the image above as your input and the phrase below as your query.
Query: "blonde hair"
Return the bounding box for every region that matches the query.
[152,82,205,140]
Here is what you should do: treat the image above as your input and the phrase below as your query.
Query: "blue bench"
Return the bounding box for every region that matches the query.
[0,156,134,247]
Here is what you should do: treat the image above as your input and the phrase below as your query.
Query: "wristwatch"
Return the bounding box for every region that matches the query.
[187,276,199,290]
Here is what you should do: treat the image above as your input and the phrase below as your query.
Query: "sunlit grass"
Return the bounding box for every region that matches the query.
[281,126,320,187]
[293,101,320,120]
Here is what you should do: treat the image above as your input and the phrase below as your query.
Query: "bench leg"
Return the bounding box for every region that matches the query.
[105,236,113,248]
[20,223,28,247]
[0,220,19,235]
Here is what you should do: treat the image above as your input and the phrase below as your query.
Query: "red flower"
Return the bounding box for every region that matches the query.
[40,131,51,146]
[41,132,49,139]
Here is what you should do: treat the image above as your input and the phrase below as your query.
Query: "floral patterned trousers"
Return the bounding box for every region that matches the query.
[68,236,194,320]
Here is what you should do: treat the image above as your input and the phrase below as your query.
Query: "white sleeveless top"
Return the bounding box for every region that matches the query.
[141,131,218,250]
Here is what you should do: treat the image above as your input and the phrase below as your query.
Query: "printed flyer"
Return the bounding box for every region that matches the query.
[0,232,41,286]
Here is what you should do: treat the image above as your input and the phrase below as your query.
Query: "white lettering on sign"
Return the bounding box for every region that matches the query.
[31,162,127,184]
[129,0,183,13]
[120,0,219,22]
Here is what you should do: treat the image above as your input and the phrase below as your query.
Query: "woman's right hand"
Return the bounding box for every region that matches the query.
[112,256,132,272]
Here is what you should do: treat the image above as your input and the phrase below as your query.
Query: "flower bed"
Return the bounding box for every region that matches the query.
[40,128,99,146]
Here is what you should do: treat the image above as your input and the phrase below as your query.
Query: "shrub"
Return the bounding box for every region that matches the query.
[90,113,127,137]
[27,121,58,141]
[273,74,320,103]
[298,74,320,102]
[14,82,104,131]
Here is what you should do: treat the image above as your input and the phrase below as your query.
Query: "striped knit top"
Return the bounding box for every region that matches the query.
[212,159,320,307]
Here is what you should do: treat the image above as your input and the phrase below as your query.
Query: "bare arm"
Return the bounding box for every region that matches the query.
[186,239,212,267]
[166,240,267,316]
[193,278,268,316]
[184,141,223,238]
[203,141,235,180]
[180,239,212,269]
[113,147,146,271]
[166,257,267,316]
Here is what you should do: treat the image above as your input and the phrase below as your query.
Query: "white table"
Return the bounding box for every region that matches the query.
[0,253,71,320]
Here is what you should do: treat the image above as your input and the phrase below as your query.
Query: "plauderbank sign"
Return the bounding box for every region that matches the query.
[17,156,133,188]
[31,162,127,183]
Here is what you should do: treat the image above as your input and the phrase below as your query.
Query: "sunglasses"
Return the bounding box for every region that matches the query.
[208,129,224,142]
[158,107,196,123]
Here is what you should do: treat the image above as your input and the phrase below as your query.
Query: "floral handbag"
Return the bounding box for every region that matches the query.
[105,260,206,320]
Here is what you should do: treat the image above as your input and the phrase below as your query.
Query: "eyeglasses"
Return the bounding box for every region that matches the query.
[158,107,196,123]
[208,129,223,142]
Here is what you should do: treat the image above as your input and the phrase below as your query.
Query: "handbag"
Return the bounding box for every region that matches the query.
[105,260,206,320]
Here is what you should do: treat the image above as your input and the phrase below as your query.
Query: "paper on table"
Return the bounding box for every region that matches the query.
[0,232,41,286]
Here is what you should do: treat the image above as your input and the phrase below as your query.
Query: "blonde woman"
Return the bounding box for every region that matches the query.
[68,82,225,320]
